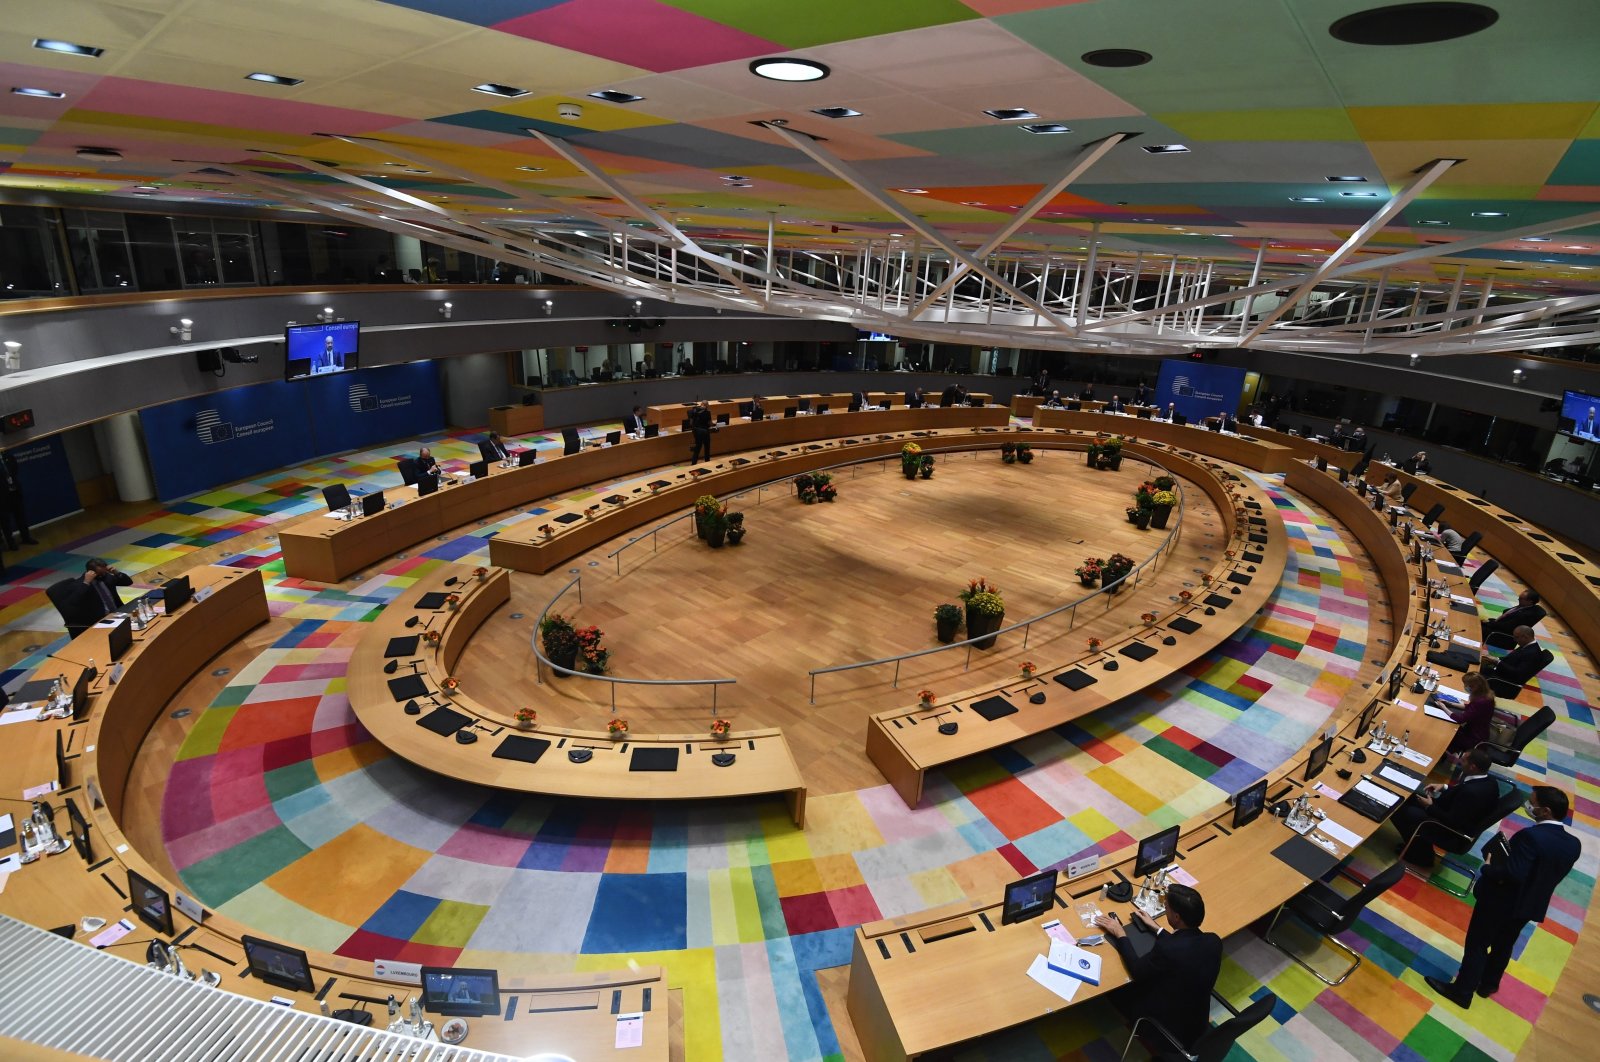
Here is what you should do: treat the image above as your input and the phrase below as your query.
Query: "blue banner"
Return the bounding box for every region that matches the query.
[7,434,80,525]
[303,361,443,456]
[1154,360,1247,424]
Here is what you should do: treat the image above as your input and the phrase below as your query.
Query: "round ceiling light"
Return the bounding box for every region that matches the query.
[1329,3,1498,46]
[749,58,830,82]
[1081,48,1152,67]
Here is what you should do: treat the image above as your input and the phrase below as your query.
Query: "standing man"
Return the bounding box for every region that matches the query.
[0,447,36,548]
[1033,367,1050,397]
[1093,885,1223,1050]
[1426,786,1579,1006]
[688,400,714,465]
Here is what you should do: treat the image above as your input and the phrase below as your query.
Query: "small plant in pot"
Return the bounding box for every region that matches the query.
[1017,443,1034,464]
[709,718,732,740]
[901,442,922,478]
[1103,553,1134,592]
[1001,441,1017,464]
[1075,557,1105,587]
[576,625,609,674]
[933,602,963,643]
[606,718,629,740]
[694,495,722,536]
[540,613,580,673]
[795,473,817,503]
[727,512,746,545]
[919,454,935,479]
[966,590,1006,650]
[703,506,729,548]
[514,707,537,730]
[1149,489,1176,529]
[1098,437,1124,470]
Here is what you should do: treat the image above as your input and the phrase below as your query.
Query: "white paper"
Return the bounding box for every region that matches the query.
[1354,779,1402,807]
[1169,867,1199,888]
[1398,747,1433,768]
[1424,704,1457,722]
[1318,819,1362,848]
[1313,781,1344,800]
[1026,954,1082,1003]
[1393,699,1419,712]
[21,780,58,799]
[1378,765,1422,791]
[1452,635,1481,649]
[614,1013,643,1049]
[1451,594,1474,605]
[1041,919,1074,944]
[1047,940,1102,985]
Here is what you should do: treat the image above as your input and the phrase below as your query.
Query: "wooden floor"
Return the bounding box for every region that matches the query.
[457,450,1225,795]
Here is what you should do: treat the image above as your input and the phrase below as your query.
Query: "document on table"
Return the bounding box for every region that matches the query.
[1041,919,1074,944]
[1378,765,1422,791]
[1169,867,1200,888]
[21,780,58,799]
[90,919,135,948]
[1354,779,1402,808]
[1026,954,1082,1004]
[1318,819,1362,849]
[1450,594,1475,606]
[1394,699,1419,713]
[1453,635,1482,649]
[1047,940,1103,986]
[614,1013,643,1049]
[1398,747,1433,768]
[1424,704,1457,722]
[1437,685,1467,704]
[0,709,36,727]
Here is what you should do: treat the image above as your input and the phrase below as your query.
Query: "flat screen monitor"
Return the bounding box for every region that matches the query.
[1558,389,1600,440]
[1066,400,1082,411]
[644,423,660,437]
[241,935,316,993]
[127,868,174,936]
[1174,413,1188,426]
[55,729,69,790]
[968,396,983,408]
[715,414,730,427]
[420,966,502,1017]
[907,396,922,409]
[606,430,623,446]
[1136,408,1152,419]
[1388,664,1406,702]
[360,491,385,516]
[416,473,438,496]
[65,797,91,863]
[999,869,1058,926]
[163,575,192,614]
[751,408,764,422]
[815,404,829,415]
[739,402,753,419]
[1232,778,1268,829]
[1358,697,1383,740]
[1133,826,1180,879]
[518,449,538,467]
[880,398,894,409]
[71,667,92,722]
[107,616,133,662]
[469,460,488,480]
[284,320,360,382]
[1305,734,1333,782]
[797,398,811,412]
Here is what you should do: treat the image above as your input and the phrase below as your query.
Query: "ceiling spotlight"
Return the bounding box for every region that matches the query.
[1325,175,1368,182]
[1409,352,1421,364]
[1471,210,1508,217]
[1330,3,1498,46]
[811,106,861,119]
[11,87,65,99]
[722,175,748,182]
[315,307,335,323]
[1339,191,1381,197]
[439,302,453,320]
[984,108,1038,121]
[473,82,529,98]
[749,57,830,82]
[1081,48,1152,68]
[170,318,193,341]
[1415,219,1450,226]
[1021,123,1072,135]
[897,188,928,195]
[75,146,122,161]
[516,165,546,172]
[246,72,302,86]
[1522,236,1551,242]
[32,38,103,58]
[588,89,644,104]
[1141,144,1189,154]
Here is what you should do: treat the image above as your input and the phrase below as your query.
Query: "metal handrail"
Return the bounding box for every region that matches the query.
[530,574,735,713]
[806,446,1189,702]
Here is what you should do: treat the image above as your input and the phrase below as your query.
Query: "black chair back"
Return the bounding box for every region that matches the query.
[1400,482,1418,502]
[1512,705,1556,753]
[396,458,419,486]
[1420,502,1445,528]
[1468,558,1499,593]
[562,428,582,456]
[1331,861,1405,932]
[1193,993,1277,1062]
[1454,530,1482,562]
[322,484,351,511]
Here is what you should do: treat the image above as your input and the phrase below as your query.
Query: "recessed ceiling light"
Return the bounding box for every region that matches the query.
[75,146,122,161]
[1081,48,1152,68]
[984,108,1039,121]
[1523,236,1551,242]
[1330,3,1498,46]
[589,89,644,103]
[381,162,407,167]
[1415,219,1450,226]
[811,106,861,119]
[515,165,546,172]
[1325,175,1369,182]
[11,86,65,99]
[897,188,928,195]
[1142,144,1189,154]
[1288,196,1324,203]
[889,233,904,237]
[32,38,103,58]
[1021,123,1072,134]
[962,201,987,207]
[749,57,830,82]
[1340,190,1382,197]
[473,83,529,98]
[246,72,302,86]
[1471,211,1508,217]
[134,184,159,191]
[722,175,748,182]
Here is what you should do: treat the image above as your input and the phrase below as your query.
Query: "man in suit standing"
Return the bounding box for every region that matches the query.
[1427,786,1580,1006]
[622,406,647,436]
[939,383,963,408]
[1482,590,1544,641]
[478,432,513,463]
[0,448,36,548]
[688,400,714,465]
[1390,749,1500,867]
[1093,884,1223,1050]
[1032,368,1050,397]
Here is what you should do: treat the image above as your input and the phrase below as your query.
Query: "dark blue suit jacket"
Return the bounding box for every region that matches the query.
[1110,925,1222,1048]
[1476,821,1579,924]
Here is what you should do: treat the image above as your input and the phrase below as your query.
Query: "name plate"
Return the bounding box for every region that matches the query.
[195,586,215,603]
[1066,855,1099,879]
[173,891,207,924]
[373,958,423,985]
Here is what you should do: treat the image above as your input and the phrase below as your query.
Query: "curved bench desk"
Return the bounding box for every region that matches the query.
[866,444,1288,807]
[345,564,809,826]
[1032,407,1296,473]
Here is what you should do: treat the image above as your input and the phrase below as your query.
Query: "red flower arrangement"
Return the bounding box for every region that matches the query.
[709,718,731,738]
[918,689,936,707]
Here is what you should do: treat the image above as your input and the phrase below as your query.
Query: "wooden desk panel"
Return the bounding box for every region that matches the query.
[488,403,544,435]
[1032,409,1294,473]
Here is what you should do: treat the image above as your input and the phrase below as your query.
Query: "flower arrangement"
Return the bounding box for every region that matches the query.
[444,593,461,610]
[1017,443,1034,464]
[1075,557,1106,581]
[1001,441,1018,463]
[901,442,923,476]
[695,494,723,516]
[515,707,537,728]
[606,718,629,737]
[575,625,609,674]
[539,524,554,538]
[422,629,442,646]
[1151,490,1177,507]
[959,577,1000,604]
[441,676,461,695]
[1179,590,1193,602]
[968,590,1005,617]
[1152,476,1175,491]
[473,566,489,581]
[1086,637,1102,651]
[1103,553,1135,588]
[918,689,936,707]
[1020,661,1037,678]
[1201,572,1213,585]
[584,505,601,520]
[709,718,731,739]
[795,473,818,503]
[818,482,837,502]
[901,442,923,457]
[1140,612,1157,626]
[1224,549,1236,559]
[1133,481,1156,511]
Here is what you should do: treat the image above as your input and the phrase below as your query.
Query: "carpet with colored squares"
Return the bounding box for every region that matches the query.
[2,426,1593,1061]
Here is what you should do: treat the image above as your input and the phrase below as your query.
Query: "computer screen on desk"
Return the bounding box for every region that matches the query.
[65,797,91,863]
[469,460,488,480]
[417,473,438,496]
[644,423,660,437]
[127,868,173,936]
[1133,825,1180,878]
[360,491,385,517]
[1232,779,1268,829]
[1000,869,1058,925]
[55,729,69,790]
[242,935,316,993]
[1305,734,1333,782]
[606,430,623,445]
[163,574,192,613]
[71,667,92,722]
[108,616,133,662]
[421,966,501,1016]
[518,449,538,467]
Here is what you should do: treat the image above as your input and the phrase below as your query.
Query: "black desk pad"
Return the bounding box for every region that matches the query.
[1249,517,1266,526]
[1527,533,1553,542]
[384,636,420,658]
[1204,593,1234,610]
[1119,642,1158,662]
[1271,835,1340,881]
[554,513,583,524]
[416,592,449,610]
[603,495,625,505]
[1248,533,1268,544]
[1169,617,1202,635]
[387,674,429,702]
[1054,670,1098,691]
[1452,600,1477,614]
[1243,551,1264,564]
[630,747,680,772]
[969,696,1018,721]
[1228,571,1253,585]
[493,736,551,764]
[1558,552,1582,563]
[13,679,55,703]
[1245,500,1262,510]
[418,706,472,736]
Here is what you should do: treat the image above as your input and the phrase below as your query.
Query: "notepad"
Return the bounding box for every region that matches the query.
[1353,779,1402,808]
[1398,746,1433,768]
[615,1013,643,1049]
[1377,765,1422,791]
[1424,703,1457,722]
[1318,819,1362,849]
[1452,635,1482,649]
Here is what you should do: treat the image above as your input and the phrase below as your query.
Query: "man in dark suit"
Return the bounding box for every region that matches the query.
[1093,884,1223,1050]
[1482,590,1544,641]
[1105,395,1126,414]
[748,395,765,420]
[415,447,439,478]
[478,432,512,463]
[1043,390,1064,408]
[56,558,133,635]
[939,384,963,408]
[1080,383,1096,401]
[1390,749,1499,867]
[0,448,37,548]
[622,406,647,436]
[1482,627,1552,691]
[904,388,924,409]
[687,400,714,465]
[849,390,871,411]
[1427,786,1580,1006]
[1032,368,1050,397]
[1134,382,1151,406]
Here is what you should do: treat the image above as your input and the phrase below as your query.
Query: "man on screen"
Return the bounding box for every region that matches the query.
[314,335,344,374]
[1578,405,1598,440]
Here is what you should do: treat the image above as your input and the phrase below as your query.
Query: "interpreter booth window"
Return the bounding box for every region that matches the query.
[0,206,70,299]
[177,218,260,287]
[64,210,137,293]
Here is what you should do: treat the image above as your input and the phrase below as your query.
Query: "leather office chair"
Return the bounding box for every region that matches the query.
[1120,990,1277,1062]
[1483,648,1553,699]
[396,458,419,486]
[1474,705,1555,773]
[1400,482,1418,503]
[46,579,89,639]
[561,428,582,456]
[1419,502,1445,528]
[1399,782,1527,897]
[1265,863,1404,984]
[1467,558,1499,594]
[1451,530,1481,565]
[322,484,351,512]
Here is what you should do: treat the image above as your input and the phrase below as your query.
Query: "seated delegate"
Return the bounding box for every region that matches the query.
[1482,590,1544,642]
[1092,884,1222,1051]
[622,406,647,436]
[1390,748,1498,867]
[1480,627,1553,694]
[415,447,440,478]
[1381,472,1405,504]
[478,432,516,463]
[1105,395,1126,414]
[1043,390,1065,408]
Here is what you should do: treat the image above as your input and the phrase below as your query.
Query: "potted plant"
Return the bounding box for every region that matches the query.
[1086,637,1102,653]
[514,707,537,730]
[1001,441,1017,464]
[1017,443,1034,465]
[539,524,554,539]
[441,676,461,697]
[1020,661,1037,680]
[709,718,732,740]
[704,506,729,548]
[819,482,837,502]
[933,602,963,643]
[1075,557,1104,587]
[919,454,934,479]
[606,718,629,740]
[966,590,1005,650]
[1131,483,1154,529]
[1103,553,1134,593]
[473,566,490,582]
[1153,475,1175,492]
[1099,437,1124,471]
[727,512,746,545]
[445,592,462,610]
[1140,612,1158,627]
[1149,489,1177,529]
[918,689,936,708]
[1179,589,1193,604]
[540,613,580,673]
[901,442,922,478]
[1086,440,1101,466]
[584,505,601,521]
[422,629,442,647]
[576,625,609,674]
[795,474,818,503]
[694,495,722,536]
